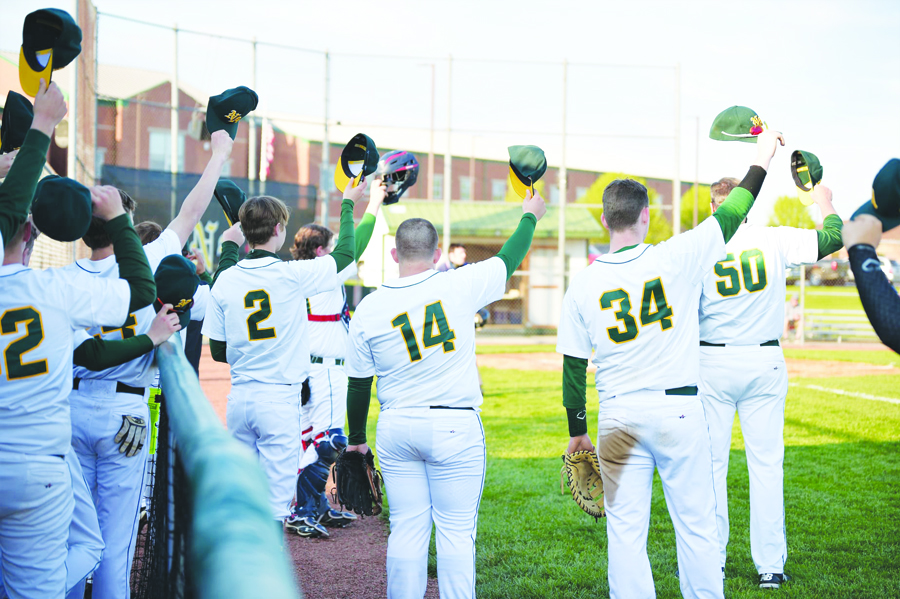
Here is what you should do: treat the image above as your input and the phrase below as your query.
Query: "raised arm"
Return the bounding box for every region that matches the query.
[74,304,181,369]
[808,185,844,259]
[495,189,547,279]
[330,179,367,272]
[354,179,387,260]
[712,129,785,243]
[166,130,234,246]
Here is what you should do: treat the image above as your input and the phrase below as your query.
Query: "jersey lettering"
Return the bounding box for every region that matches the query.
[600,289,638,343]
[100,313,138,339]
[245,290,276,341]
[1,307,48,380]
[640,278,673,331]
[715,249,768,297]
[391,301,457,362]
[600,279,674,344]
[391,313,422,362]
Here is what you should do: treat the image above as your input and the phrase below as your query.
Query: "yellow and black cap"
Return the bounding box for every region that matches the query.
[31,174,92,242]
[709,106,765,143]
[508,145,547,199]
[19,8,82,98]
[206,86,258,140]
[852,158,900,232]
[0,91,34,154]
[154,255,200,329]
[334,133,378,193]
[791,150,823,192]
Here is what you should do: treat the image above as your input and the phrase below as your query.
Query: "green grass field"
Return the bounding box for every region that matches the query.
[363,363,900,598]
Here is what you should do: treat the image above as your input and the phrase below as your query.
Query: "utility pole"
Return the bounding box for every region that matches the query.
[442,55,452,256]
[693,116,699,229]
[425,63,435,200]
[170,24,179,221]
[672,62,681,235]
[248,38,257,195]
[321,51,331,228]
[558,59,568,311]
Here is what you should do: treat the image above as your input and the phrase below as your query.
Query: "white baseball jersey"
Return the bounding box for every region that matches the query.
[67,228,182,388]
[700,225,817,344]
[0,264,130,455]
[202,253,338,386]
[346,258,506,409]
[557,217,726,401]
[306,263,356,359]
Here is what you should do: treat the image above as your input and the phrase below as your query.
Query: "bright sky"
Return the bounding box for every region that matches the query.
[3,0,899,224]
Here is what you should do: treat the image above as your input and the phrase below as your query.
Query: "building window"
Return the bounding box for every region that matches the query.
[149,129,186,172]
[433,174,444,200]
[491,179,506,202]
[459,176,472,200]
[576,186,589,201]
[550,184,560,204]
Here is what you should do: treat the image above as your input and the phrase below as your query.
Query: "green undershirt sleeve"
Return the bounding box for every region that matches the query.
[495,213,538,279]
[73,334,155,371]
[212,240,240,287]
[712,165,767,243]
[330,199,356,272]
[354,212,377,261]
[563,355,589,437]
[0,129,51,244]
[104,214,156,312]
[209,339,228,363]
[347,376,375,445]
[816,214,844,260]
[198,270,213,286]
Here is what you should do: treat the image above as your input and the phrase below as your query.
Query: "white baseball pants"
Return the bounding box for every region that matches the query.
[376,407,486,599]
[299,362,348,471]
[227,381,302,519]
[596,391,723,599]
[699,345,788,574]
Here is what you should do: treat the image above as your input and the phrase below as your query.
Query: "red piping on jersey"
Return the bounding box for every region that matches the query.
[306,297,341,321]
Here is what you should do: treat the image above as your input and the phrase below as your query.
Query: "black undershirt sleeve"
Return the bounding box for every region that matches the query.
[848,244,900,354]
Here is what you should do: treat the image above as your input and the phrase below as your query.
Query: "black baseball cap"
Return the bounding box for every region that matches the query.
[334,133,378,193]
[508,145,547,199]
[31,175,92,242]
[154,255,199,329]
[214,179,247,226]
[19,8,82,97]
[852,158,900,232]
[206,86,258,140]
[0,91,34,154]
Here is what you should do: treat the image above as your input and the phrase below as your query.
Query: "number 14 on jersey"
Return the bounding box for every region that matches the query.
[392,301,456,362]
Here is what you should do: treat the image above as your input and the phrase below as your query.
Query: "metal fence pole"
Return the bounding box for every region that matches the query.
[558,59,568,313]
[442,55,452,257]
[799,265,806,344]
[672,62,681,235]
[170,24,179,221]
[693,116,699,229]
[248,37,257,195]
[427,63,435,200]
[321,51,331,228]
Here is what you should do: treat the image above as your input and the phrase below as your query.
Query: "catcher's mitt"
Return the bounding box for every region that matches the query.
[560,451,605,521]
[332,448,383,517]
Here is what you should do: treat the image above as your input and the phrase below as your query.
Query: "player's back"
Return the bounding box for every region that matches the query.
[0,265,129,454]
[699,224,817,345]
[558,218,725,401]
[348,257,506,409]
[305,262,357,359]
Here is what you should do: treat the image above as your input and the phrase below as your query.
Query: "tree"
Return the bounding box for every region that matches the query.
[768,196,815,229]
[504,179,545,203]
[680,185,712,231]
[576,172,673,244]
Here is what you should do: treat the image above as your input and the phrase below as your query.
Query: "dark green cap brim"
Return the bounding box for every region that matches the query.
[508,145,547,199]
[334,133,378,193]
[31,175,92,242]
[852,201,900,233]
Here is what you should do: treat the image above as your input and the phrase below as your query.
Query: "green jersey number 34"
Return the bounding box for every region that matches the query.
[600,278,673,344]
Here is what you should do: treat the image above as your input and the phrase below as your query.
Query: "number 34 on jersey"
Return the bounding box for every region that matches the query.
[600,278,673,344]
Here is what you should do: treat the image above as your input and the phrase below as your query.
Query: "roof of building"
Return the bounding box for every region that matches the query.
[381,200,606,240]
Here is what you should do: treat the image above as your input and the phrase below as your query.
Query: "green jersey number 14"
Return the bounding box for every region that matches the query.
[392,301,456,362]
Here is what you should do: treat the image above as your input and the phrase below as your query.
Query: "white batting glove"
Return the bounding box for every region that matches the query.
[115,415,148,458]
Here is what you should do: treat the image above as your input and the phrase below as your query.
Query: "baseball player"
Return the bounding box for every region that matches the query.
[203,181,364,522]
[698,179,843,589]
[557,129,784,599]
[344,190,546,599]
[285,179,386,537]
[63,130,231,599]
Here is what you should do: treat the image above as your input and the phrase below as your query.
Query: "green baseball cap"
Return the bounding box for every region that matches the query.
[19,8,82,98]
[508,145,547,199]
[334,133,378,193]
[31,175,92,242]
[791,150,823,192]
[0,91,34,154]
[153,255,199,329]
[852,158,900,232]
[213,179,246,226]
[206,86,258,140]
[709,106,765,143]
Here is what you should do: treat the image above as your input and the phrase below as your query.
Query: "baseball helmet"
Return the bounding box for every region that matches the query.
[376,150,418,205]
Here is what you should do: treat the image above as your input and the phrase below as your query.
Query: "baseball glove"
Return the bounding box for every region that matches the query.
[560,451,605,521]
[332,448,383,517]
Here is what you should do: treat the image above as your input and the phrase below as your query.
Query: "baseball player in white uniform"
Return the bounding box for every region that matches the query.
[63,130,231,599]
[698,181,843,589]
[557,129,784,599]
[344,190,546,599]
[203,182,364,521]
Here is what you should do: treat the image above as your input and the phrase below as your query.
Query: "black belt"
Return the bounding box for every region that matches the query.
[310,356,344,366]
[73,378,145,397]
[664,386,698,396]
[430,406,476,410]
[700,340,779,347]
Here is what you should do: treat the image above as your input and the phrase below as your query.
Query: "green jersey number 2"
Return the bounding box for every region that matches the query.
[245,290,277,341]
[1,307,49,381]
[392,301,456,363]
[600,278,673,344]
[715,249,767,297]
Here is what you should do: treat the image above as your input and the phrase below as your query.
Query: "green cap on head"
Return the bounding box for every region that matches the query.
[154,255,199,329]
[19,8,82,97]
[852,158,900,232]
[334,133,378,193]
[791,150,823,192]
[206,86,258,140]
[709,106,765,143]
[213,179,246,226]
[1,91,34,154]
[508,145,547,199]
[31,175,92,242]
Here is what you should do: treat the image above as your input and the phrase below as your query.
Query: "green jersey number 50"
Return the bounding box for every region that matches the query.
[715,249,767,297]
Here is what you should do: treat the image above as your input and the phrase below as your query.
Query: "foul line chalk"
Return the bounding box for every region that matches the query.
[793,383,900,405]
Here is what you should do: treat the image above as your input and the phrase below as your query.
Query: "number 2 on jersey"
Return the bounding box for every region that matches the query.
[392,301,456,363]
[1,307,48,380]
[715,249,767,297]
[245,290,276,340]
[599,278,673,344]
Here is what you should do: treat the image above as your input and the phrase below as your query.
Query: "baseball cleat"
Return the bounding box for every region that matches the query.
[284,515,328,538]
[759,573,789,589]
[319,508,357,528]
